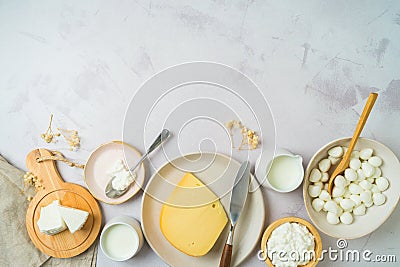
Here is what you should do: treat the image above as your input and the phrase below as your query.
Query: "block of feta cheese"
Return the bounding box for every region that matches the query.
[37,200,67,235]
[58,205,89,234]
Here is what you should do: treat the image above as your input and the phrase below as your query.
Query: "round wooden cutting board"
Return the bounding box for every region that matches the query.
[25,149,102,258]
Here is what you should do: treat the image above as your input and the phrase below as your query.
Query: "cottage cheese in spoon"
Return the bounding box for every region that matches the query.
[108,159,136,191]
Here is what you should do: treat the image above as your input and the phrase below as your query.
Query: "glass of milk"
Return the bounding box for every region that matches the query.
[100,216,144,261]
[255,148,304,192]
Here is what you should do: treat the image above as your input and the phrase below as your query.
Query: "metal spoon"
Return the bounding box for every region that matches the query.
[105,129,171,198]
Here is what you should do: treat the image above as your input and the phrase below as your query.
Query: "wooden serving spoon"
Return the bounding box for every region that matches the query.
[327,93,378,195]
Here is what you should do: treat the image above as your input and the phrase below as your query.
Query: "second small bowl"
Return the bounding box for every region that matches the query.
[260,217,322,267]
[100,216,144,261]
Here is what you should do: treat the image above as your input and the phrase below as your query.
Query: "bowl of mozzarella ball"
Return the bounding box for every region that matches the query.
[303,137,400,239]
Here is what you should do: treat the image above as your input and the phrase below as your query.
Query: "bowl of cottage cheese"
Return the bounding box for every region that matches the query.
[260,217,322,267]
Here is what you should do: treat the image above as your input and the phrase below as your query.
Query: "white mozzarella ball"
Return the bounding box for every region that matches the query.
[333,197,343,204]
[361,162,375,177]
[332,186,345,197]
[334,175,346,188]
[375,177,389,191]
[314,182,323,188]
[324,200,339,213]
[371,184,381,193]
[344,168,357,181]
[336,206,344,216]
[340,211,353,225]
[321,172,329,182]
[360,190,372,203]
[324,183,329,190]
[340,199,355,211]
[360,148,373,160]
[328,146,343,158]
[351,150,360,159]
[329,156,341,165]
[349,184,363,194]
[367,178,375,184]
[350,194,362,206]
[309,168,322,182]
[319,190,331,201]
[327,212,340,225]
[373,193,386,206]
[318,159,331,173]
[368,156,382,167]
[372,167,381,178]
[308,185,322,198]
[353,204,366,216]
[359,180,372,190]
[312,198,325,212]
[356,169,366,181]
[343,188,352,199]
[364,201,374,208]
[349,158,361,170]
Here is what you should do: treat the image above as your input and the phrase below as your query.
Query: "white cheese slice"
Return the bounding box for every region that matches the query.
[58,205,89,234]
[37,200,67,235]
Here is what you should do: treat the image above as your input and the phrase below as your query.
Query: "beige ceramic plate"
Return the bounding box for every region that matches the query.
[260,217,322,267]
[304,137,400,239]
[84,141,145,204]
[141,153,265,267]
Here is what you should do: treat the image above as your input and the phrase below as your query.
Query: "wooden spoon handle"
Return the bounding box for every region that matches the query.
[219,244,233,267]
[26,148,65,190]
[346,93,378,156]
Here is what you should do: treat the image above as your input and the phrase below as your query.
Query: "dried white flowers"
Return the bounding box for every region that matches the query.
[225,120,259,150]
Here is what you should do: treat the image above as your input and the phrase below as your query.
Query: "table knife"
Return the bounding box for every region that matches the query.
[219,160,251,267]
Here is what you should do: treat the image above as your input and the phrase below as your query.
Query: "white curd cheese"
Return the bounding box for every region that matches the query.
[59,205,89,234]
[109,159,137,191]
[37,200,89,235]
[267,222,315,267]
[37,200,67,235]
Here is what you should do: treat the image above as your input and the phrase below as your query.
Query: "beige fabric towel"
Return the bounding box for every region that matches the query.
[0,155,97,267]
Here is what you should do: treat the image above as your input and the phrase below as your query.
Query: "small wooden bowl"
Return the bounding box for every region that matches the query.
[260,217,322,267]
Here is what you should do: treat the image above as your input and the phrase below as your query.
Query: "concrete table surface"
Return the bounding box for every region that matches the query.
[0,0,399,266]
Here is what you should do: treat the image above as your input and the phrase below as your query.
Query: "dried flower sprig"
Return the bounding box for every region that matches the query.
[40,114,60,143]
[40,114,81,151]
[225,120,260,150]
[22,172,45,201]
[57,128,80,151]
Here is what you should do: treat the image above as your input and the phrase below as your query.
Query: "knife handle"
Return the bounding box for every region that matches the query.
[219,244,232,267]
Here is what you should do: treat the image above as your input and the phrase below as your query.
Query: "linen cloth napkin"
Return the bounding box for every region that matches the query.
[0,154,97,267]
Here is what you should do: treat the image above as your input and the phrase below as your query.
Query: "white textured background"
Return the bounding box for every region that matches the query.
[0,0,399,266]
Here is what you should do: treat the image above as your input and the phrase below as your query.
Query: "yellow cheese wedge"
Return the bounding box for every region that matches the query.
[160,173,228,257]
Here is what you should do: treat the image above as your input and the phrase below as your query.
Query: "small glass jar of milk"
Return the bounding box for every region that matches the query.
[255,148,304,192]
[100,216,144,261]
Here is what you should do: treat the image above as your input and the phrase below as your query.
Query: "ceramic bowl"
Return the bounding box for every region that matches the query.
[303,137,400,239]
[100,216,144,261]
[260,217,322,267]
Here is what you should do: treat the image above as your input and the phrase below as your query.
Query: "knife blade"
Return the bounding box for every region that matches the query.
[219,161,251,267]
